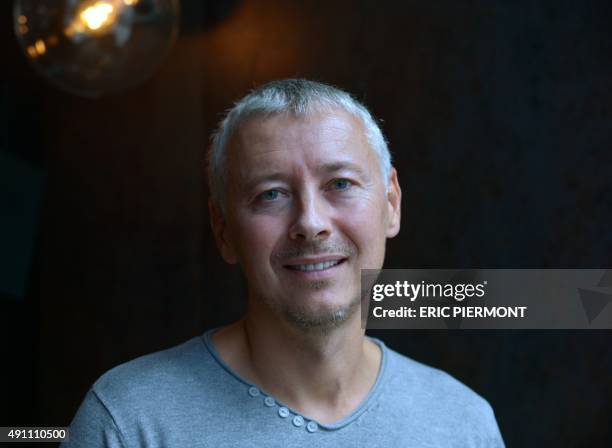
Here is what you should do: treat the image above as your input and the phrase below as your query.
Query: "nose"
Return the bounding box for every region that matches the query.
[288,190,332,242]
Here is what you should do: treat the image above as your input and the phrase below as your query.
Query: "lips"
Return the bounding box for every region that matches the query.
[286,259,342,271]
[284,257,347,272]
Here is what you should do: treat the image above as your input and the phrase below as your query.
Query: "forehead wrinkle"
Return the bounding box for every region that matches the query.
[253,110,363,150]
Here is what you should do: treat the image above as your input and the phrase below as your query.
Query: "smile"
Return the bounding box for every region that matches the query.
[287,260,341,271]
[284,258,347,272]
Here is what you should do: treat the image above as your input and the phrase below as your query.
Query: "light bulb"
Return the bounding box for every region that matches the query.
[14,0,180,97]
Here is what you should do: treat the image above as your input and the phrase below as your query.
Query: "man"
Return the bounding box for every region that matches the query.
[64,79,505,447]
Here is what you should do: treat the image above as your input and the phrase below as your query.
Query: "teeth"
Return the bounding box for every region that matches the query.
[290,260,341,271]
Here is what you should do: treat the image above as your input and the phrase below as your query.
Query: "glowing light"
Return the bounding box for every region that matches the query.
[26,45,37,58]
[13,0,179,97]
[79,1,116,31]
[63,0,120,38]
[34,39,46,54]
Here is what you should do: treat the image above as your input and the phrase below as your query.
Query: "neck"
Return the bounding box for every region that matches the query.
[213,303,382,424]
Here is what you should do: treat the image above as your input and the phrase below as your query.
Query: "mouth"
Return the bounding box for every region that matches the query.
[284,258,347,272]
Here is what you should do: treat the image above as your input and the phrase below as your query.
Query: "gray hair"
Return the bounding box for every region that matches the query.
[207,79,392,212]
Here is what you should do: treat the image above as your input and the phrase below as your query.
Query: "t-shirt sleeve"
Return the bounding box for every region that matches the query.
[61,389,126,448]
[478,399,506,448]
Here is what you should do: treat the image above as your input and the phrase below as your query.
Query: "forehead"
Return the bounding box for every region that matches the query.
[227,109,375,179]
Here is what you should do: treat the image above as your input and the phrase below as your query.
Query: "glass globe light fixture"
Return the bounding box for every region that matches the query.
[14,0,180,97]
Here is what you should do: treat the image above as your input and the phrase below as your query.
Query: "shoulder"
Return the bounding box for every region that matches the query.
[376,341,504,445]
[383,344,491,411]
[65,333,246,446]
[91,335,215,412]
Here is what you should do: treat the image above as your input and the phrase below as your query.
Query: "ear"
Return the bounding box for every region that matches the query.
[209,199,239,264]
[385,167,401,238]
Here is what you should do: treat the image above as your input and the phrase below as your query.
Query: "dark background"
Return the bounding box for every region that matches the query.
[2,0,611,446]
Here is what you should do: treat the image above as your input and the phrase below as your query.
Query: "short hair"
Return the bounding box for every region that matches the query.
[207,79,392,212]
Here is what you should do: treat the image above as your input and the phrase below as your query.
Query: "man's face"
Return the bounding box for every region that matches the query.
[211,109,401,329]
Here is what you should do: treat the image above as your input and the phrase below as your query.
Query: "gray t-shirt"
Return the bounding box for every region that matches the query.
[63,329,505,447]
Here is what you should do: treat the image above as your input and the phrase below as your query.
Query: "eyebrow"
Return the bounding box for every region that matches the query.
[241,161,370,192]
[242,172,289,192]
[318,161,368,178]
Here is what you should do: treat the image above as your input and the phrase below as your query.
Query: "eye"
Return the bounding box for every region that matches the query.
[258,189,282,201]
[329,178,353,191]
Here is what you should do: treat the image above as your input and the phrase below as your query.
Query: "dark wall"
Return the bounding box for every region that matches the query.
[2,0,611,446]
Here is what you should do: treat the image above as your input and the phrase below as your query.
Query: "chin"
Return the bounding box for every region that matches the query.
[276,295,361,332]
